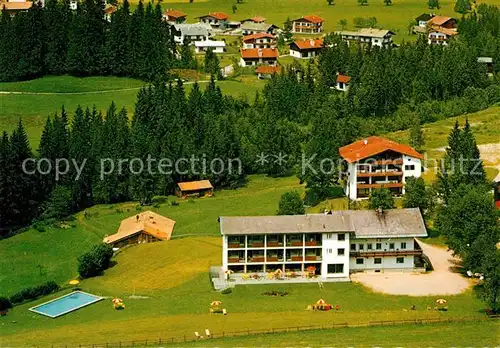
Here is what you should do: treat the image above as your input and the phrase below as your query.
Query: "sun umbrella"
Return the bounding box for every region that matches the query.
[435,299,447,304]
[225,270,234,274]
[306,266,316,272]
[211,300,222,307]
[69,280,80,285]
[316,299,326,305]
[274,269,283,275]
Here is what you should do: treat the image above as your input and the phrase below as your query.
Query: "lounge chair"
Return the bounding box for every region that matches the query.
[205,329,211,338]
[194,332,203,339]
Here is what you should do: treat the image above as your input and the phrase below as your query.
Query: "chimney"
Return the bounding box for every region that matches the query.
[363,138,368,145]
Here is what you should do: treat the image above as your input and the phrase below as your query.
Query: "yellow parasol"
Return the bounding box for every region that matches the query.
[211,300,222,307]
[316,299,327,305]
[225,270,234,274]
[435,299,447,304]
[69,280,80,285]
[274,269,283,275]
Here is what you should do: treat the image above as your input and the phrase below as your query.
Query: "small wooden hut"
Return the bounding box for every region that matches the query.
[176,180,214,199]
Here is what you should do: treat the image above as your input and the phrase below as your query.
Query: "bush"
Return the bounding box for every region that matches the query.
[0,296,12,312]
[9,281,60,305]
[278,191,305,215]
[303,186,345,207]
[77,244,114,279]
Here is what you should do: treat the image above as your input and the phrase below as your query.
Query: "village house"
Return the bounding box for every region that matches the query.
[163,9,187,24]
[220,208,427,281]
[176,180,214,198]
[0,0,33,15]
[289,38,324,59]
[240,48,279,67]
[337,28,395,47]
[197,12,229,29]
[339,136,423,200]
[241,22,280,36]
[415,13,435,27]
[335,74,351,92]
[255,65,280,79]
[103,211,176,249]
[428,26,458,45]
[241,16,267,25]
[171,24,209,44]
[290,15,324,34]
[194,40,226,53]
[242,33,276,49]
[428,16,457,29]
[104,4,116,22]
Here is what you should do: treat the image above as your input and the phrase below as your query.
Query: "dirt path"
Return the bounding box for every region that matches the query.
[351,240,472,296]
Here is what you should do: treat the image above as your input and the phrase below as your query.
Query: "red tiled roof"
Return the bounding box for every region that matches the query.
[255,65,281,74]
[428,16,454,26]
[292,38,324,50]
[295,15,324,24]
[105,5,117,14]
[336,74,351,84]
[242,32,275,42]
[339,136,424,163]
[165,9,186,18]
[250,16,266,23]
[240,48,279,59]
[205,12,229,20]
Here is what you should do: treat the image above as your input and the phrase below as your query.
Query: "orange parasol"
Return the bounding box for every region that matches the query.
[316,299,326,305]
[211,300,222,307]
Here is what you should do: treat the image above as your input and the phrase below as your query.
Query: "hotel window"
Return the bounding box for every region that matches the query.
[327,248,333,254]
[376,243,382,250]
[326,233,333,239]
[356,258,364,265]
[396,257,404,264]
[401,242,407,250]
[389,243,395,249]
[338,248,345,256]
[374,258,382,264]
[338,233,345,241]
[405,165,415,171]
[367,243,373,250]
[350,244,356,251]
[359,244,364,250]
[327,264,344,274]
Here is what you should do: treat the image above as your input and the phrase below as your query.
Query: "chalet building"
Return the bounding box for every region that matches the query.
[242,33,276,49]
[339,136,423,200]
[240,48,278,67]
[337,28,395,47]
[428,16,457,29]
[194,40,226,53]
[220,208,428,281]
[176,180,214,198]
[291,15,324,34]
[0,0,33,15]
[255,65,280,79]
[335,74,351,92]
[104,4,116,22]
[163,9,187,23]
[289,38,323,59]
[104,211,176,248]
[415,13,435,27]
[241,22,279,36]
[241,16,267,24]
[428,26,457,45]
[171,24,209,44]
[197,12,229,29]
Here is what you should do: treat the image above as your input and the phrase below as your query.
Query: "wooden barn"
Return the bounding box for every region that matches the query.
[103,211,176,248]
[176,180,214,199]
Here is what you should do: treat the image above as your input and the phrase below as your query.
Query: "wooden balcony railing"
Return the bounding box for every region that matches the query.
[228,258,244,263]
[248,242,264,248]
[267,241,283,247]
[248,256,265,263]
[357,171,403,178]
[351,250,423,257]
[228,243,244,249]
[305,241,321,246]
[305,255,322,261]
[357,183,403,189]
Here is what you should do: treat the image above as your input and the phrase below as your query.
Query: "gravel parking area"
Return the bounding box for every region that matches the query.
[350,240,473,296]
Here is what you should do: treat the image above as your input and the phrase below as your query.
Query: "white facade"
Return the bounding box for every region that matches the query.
[321,232,350,278]
[337,29,394,48]
[289,49,319,59]
[336,81,349,92]
[194,41,225,53]
[349,237,416,271]
[428,31,452,45]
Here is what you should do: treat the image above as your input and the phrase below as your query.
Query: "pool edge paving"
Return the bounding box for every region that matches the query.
[29,291,104,318]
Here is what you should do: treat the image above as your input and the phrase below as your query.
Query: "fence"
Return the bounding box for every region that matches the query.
[44,315,498,348]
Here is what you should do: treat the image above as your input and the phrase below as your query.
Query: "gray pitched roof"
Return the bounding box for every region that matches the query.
[173,24,209,36]
[337,28,395,38]
[220,208,427,238]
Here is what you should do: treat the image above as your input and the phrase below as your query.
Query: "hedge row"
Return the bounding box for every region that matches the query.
[9,281,60,305]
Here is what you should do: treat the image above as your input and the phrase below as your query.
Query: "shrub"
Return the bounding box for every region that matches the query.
[77,244,114,279]
[278,191,305,215]
[9,281,60,305]
[221,287,232,294]
[304,186,345,207]
[0,296,12,312]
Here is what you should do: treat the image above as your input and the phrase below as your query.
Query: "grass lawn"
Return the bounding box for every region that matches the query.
[175,320,500,347]
[152,0,500,43]
[0,75,266,148]
[0,174,303,296]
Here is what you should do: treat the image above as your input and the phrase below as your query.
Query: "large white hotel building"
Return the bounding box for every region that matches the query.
[220,208,428,281]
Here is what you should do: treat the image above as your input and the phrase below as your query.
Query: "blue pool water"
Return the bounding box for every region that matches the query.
[29,291,103,318]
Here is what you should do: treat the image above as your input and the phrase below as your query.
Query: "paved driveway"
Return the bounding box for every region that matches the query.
[350,240,473,296]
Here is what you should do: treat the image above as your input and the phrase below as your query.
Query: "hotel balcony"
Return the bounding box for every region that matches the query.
[247,250,265,263]
[266,250,284,262]
[357,182,403,189]
[227,236,245,249]
[227,251,245,264]
[285,249,303,262]
[247,236,265,248]
[266,234,284,248]
[357,171,403,178]
[286,234,303,247]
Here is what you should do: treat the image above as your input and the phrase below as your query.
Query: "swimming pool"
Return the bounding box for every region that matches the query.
[29,291,103,318]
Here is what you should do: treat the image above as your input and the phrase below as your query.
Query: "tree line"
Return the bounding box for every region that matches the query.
[0,0,177,82]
